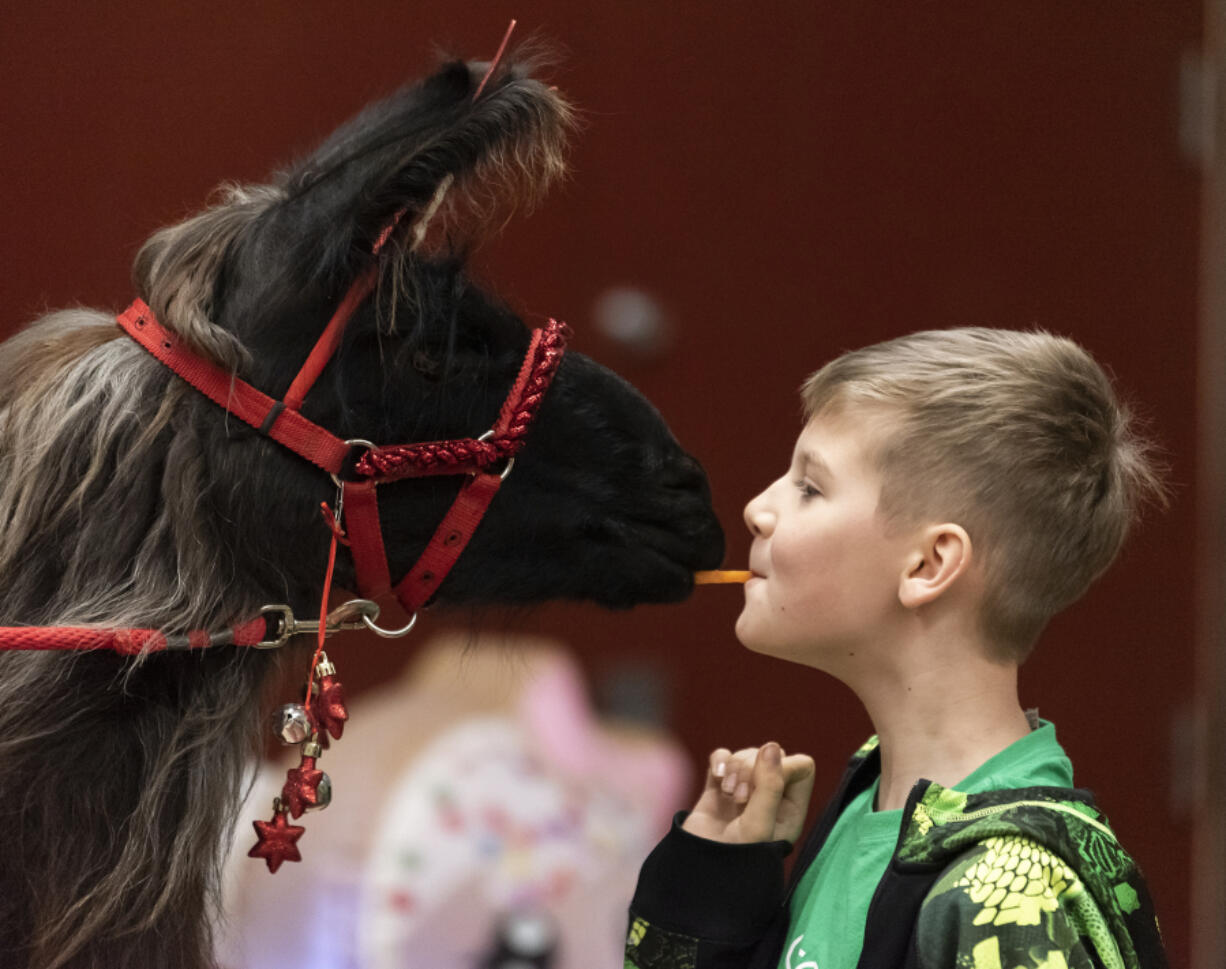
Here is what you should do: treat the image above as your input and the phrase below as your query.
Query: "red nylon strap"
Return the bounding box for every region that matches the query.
[116,301,351,475]
[283,266,379,411]
[341,480,392,598]
[393,472,504,612]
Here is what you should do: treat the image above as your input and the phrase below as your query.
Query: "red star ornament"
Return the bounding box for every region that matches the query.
[281,756,325,818]
[312,674,349,740]
[248,811,305,873]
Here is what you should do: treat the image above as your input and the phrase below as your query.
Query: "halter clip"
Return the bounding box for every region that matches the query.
[257,599,382,649]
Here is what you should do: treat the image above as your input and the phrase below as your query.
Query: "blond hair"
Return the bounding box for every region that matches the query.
[801,328,1167,660]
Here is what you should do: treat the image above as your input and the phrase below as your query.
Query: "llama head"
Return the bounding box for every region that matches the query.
[128,55,724,619]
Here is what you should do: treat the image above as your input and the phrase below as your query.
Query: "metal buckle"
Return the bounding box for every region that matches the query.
[256,598,382,649]
[330,438,377,490]
[476,429,514,481]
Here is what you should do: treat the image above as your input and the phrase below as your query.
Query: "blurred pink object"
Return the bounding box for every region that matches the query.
[219,633,689,969]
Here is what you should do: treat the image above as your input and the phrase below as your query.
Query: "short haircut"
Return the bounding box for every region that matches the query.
[801,328,1167,660]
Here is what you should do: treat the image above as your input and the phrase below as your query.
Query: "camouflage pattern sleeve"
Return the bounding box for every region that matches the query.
[915,837,1114,969]
[625,916,699,969]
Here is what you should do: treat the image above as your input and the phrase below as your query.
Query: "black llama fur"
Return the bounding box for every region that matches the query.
[0,56,723,969]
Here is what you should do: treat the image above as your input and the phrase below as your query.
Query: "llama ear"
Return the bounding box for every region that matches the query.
[274,55,576,286]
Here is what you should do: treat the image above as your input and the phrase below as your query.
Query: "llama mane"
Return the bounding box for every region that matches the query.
[0,197,290,969]
[134,183,284,370]
[0,178,285,631]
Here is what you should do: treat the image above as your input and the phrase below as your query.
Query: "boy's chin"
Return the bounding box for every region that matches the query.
[735,614,833,669]
[733,612,759,650]
[734,616,796,661]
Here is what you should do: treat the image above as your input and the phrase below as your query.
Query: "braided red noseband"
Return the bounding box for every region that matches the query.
[355,321,567,481]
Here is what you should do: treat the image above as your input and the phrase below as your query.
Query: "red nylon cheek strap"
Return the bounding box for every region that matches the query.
[393,472,504,612]
[340,480,392,599]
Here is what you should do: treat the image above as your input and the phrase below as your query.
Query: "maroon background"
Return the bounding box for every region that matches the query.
[0,4,1199,963]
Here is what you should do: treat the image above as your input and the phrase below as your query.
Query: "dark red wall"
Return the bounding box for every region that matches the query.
[0,4,1199,962]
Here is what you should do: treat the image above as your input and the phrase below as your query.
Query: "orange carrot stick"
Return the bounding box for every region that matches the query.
[694,570,754,585]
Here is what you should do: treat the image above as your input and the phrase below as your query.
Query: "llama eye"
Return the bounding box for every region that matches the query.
[412,350,442,380]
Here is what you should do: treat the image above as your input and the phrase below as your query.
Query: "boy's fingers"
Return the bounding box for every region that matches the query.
[719,747,759,795]
[736,748,769,802]
[777,754,817,840]
[709,745,784,801]
[780,753,815,787]
[708,748,746,797]
[780,754,817,814]
[737,742,788,840]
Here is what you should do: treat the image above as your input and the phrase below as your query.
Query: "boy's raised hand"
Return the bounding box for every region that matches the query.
[681,742,815,844]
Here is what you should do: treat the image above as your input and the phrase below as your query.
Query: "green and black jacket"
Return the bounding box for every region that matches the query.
[625,738,1167,969]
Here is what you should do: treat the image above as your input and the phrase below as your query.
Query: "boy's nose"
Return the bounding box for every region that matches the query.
[743,487,775,537]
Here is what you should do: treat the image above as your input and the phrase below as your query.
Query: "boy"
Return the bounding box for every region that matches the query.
[625,329,1169,969]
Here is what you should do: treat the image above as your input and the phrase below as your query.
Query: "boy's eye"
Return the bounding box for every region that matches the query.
[794,479,822,500]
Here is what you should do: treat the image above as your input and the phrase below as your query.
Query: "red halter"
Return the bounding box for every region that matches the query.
[115,275,570,621]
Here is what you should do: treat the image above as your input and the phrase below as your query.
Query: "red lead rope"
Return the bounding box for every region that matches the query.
[0,615,270,654]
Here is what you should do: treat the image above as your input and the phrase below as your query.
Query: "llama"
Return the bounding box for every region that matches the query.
[0,53,724,969]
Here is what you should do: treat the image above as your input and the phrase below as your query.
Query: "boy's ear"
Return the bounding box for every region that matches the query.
[898,524,973,609]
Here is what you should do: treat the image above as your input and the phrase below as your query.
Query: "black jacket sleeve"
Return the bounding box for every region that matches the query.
[625,812,793,969]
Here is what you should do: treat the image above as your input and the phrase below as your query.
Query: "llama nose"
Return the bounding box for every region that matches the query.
[663,452,712,499]
[664,452,724,567]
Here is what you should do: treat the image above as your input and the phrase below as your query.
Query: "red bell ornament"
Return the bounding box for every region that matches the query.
[312,656,349,740]
[281,740,329,818]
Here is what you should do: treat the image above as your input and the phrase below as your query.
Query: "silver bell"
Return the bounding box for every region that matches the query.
[273,703,312,745]
[307,771,332,811]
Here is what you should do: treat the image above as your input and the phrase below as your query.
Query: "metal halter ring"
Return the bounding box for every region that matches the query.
[476,429,514,481]
[330,438,377,490]
[361,611,418,638]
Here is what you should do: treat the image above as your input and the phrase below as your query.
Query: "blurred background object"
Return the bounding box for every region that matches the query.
[592,286,674,360]
[0,3,1218,965]
[220,634,689,969]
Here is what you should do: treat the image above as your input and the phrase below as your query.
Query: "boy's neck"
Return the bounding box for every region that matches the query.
[847,630,1032,812]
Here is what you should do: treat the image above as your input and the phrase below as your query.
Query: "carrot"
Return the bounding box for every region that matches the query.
[693,570,753,585]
